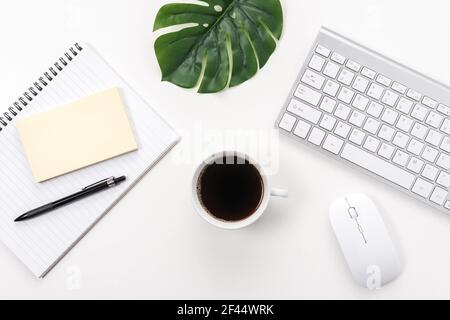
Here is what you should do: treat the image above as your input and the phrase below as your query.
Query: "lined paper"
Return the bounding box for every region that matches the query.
[0,44,179,277]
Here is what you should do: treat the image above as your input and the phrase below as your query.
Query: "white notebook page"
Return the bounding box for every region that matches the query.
[0,44,179,277]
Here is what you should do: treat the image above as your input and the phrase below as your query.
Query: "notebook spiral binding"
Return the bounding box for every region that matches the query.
[0,43,83,132]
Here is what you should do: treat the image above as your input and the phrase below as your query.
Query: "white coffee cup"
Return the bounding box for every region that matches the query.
[192,151,288,230]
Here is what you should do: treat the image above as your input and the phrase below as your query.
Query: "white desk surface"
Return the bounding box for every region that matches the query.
[1,0,450,300]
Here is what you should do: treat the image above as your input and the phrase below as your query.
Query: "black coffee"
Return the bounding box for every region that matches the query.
[198,155,264,222]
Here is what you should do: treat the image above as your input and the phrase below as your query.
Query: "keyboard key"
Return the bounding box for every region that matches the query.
[309,54,326,72]
[308,127,326,146]
[349,111,366,127]
[396,98,414,114]
[425,130,443,147]
[341,144,415,190]
[430,187,448,206]
[378,125,395,141]
[441,137,450,153]
[316,45,331,57]
[437,104,450,116]
[293,120,312,139]
[393,150,409,167]
[406,139,424,156]
[437,153,450,170]
[440,119,450,135]
[392,82,407,95]
[363,136,381,152]
[361,67,376,79]
[396,115,414,132]
[378,143,395,159]
[411,104,429,121]
[367,83,384,100]
[295,84,322,106]
[407,157,424,174]
[422,164,439,181]
[345,59,361,71]
[319,97,337,113]
[337,87,355,104]
[337,69,355,86]
[334,122,351,138]
[320,114,337,131]
[376,74,392,87]
[323,61,340,78]
[422,146,439,163]
[279,113,296,132]
[381,109,399,125]
[412,178,434,199]
[363,118,381,135]
[393,132,410,149]
[437,171,450,188]
[287,99,322,124]
[407,89,422,101]
[323,135,344,154]
[367,101,384,118]
[352,76,370,93]
[302,70,325,89]
[381,90,399,107]
[422,97,438,109]
[331,52,346,64]
[426,112,444,129]
[349,129,366,145]
[323,80,340,97]
[352,94,369,111]
[411,123,428,140]
[334,103,351,120]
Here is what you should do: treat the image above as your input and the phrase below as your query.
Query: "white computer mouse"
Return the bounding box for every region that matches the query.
[329,194,402,289]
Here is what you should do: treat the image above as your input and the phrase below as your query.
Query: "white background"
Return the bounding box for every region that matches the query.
[1,0,450,299]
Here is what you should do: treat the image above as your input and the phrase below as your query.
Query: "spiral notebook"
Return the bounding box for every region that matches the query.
[0,43,179,277]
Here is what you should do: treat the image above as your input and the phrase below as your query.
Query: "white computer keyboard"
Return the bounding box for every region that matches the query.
[277,27,450,215]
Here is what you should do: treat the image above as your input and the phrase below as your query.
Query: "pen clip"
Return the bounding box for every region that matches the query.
[82,177,114,190]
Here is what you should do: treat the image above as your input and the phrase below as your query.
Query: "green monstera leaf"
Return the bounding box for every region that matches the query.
[153,0,283,93]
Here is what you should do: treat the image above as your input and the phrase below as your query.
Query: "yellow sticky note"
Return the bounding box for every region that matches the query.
[17,88,138,182]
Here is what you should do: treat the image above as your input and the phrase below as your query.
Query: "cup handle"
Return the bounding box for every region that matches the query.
[271,188,289,198]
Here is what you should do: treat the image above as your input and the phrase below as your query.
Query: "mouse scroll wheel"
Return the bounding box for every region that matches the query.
[348,207,358,219]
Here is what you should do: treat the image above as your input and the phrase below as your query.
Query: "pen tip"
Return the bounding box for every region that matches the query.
[14,216,24,222]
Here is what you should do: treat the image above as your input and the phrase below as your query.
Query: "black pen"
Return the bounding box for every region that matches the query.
[14,176,127,222]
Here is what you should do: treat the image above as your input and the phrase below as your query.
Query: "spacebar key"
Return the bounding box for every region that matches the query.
[341,144,415,190]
